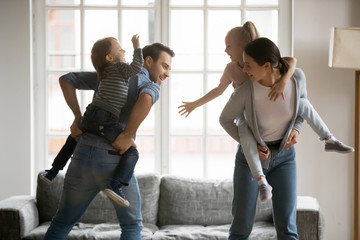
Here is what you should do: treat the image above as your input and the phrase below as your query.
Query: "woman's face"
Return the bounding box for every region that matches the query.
[242,53,266,82]
[224,34,245,63]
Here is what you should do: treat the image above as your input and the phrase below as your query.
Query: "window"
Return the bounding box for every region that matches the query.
[33,0,292,179]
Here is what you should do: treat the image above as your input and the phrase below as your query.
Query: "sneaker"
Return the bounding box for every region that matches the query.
[259,184,272,202]
[103,183,130,207]
[325,140,354,153]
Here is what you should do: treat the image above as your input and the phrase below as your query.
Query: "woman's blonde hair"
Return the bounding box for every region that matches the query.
[226,21,260,46]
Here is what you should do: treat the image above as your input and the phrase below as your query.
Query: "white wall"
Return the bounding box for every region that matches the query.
[0,0,359,239]
[294,0,360,239]
[0,0,33,198]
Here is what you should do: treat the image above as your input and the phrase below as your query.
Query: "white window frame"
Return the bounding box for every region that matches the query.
[32,0,293,178]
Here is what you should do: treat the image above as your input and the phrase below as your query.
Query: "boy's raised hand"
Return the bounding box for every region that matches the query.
[131,34,140,49]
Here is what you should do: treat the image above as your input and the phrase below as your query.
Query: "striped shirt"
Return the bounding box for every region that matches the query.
[91,48,143,116]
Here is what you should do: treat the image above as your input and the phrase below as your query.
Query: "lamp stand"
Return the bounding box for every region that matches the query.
[355,70,359,240]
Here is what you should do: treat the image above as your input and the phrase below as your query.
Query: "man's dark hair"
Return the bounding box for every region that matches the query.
[142,42,175,61]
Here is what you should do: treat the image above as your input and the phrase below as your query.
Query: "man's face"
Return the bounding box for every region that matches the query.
[146,51,172,86]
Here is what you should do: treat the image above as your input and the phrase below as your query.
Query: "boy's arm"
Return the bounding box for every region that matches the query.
[118,35,143,78]
[269,57,297,101]
[118,48,143,78]
[112,93,153,154]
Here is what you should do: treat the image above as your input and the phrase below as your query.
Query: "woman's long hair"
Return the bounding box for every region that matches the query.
[244,37,289,74]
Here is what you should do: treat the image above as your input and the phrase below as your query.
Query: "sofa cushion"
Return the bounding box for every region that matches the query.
[36,172,160,224]
[153,225,229,240]
[158,175,273,226]
[137,173,161,225]
[153,222,276,240]
[23,221,157,240]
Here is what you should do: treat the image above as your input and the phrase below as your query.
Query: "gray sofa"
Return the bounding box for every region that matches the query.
[0,172,324,240]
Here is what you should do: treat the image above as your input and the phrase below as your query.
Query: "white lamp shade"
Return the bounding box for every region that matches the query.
[329,27,360,69]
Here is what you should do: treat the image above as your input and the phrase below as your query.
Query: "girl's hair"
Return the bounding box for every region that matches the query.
[91,37,116,80]
[226,21,260,46]
[244,37,289,74]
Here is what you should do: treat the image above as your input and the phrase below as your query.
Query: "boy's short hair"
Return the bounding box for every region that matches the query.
[143,43,175,61]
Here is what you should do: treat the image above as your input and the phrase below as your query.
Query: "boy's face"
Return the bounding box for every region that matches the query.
[108,39,126,63]
[145,51,172,86]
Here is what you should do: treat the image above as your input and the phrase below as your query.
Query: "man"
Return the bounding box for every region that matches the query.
[44,43,175,240]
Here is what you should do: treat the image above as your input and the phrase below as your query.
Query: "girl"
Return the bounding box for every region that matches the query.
[179,22,297,201]
[181,22,353,203]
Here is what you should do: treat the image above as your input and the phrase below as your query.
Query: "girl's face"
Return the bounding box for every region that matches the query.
[224,34,245,63]
[108,39,126,63]
[242,53,267,82]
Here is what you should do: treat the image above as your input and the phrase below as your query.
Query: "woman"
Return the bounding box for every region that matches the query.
[219,37,306,239]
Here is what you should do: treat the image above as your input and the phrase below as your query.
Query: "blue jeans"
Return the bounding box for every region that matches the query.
[44,141,143,240]
[80,105,139,185]
[229,143,298,240]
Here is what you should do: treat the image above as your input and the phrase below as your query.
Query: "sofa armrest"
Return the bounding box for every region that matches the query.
[0,195,39,240]
[296,196,324,240]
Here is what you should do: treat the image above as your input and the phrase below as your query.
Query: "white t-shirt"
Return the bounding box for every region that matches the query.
[253,80,295,142]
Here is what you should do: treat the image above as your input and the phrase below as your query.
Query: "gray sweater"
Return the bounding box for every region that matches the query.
[219,68,307,152]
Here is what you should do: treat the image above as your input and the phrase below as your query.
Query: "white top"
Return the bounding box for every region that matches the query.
[253,80,295,142]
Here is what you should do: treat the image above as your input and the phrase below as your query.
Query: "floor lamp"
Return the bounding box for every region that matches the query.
[328,27,360,240]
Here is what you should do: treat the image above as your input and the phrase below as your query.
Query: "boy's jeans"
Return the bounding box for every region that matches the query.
[44,141,143,240]
[229,144,298,240]
[80,105,139,185]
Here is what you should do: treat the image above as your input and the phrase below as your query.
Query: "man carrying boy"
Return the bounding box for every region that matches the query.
[44,42,175,240]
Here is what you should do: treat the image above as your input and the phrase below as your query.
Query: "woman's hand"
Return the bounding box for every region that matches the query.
[284,129,299,149]
[178,101,197,118]
[257,144,270,160]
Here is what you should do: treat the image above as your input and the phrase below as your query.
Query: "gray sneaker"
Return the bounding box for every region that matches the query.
[259,184,272,202]
[325,140,354,153]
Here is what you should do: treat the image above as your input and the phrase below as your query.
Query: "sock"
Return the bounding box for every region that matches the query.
[325,135,336,144]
